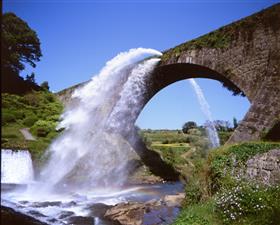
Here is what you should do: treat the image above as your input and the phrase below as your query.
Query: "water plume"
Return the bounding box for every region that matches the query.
[37,48,162,192]
[189,79,220,148]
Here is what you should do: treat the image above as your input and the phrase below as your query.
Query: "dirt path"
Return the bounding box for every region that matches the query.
[20,128,36,141]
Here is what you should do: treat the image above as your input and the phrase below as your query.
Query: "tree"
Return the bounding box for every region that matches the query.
[211,120,232,132]
[2,12,42,75]
[233,117,238,129]
[26,72,36,83]
[40,81,50,91]
[182,121,197,133]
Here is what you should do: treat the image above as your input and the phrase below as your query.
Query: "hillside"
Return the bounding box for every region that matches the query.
[2,91,63,167]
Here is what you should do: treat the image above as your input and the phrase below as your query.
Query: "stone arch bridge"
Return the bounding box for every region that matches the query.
[59,4,280,144]
[143,4,280,143]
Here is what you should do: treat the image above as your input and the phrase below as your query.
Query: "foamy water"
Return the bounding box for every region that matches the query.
[1,149,34,184]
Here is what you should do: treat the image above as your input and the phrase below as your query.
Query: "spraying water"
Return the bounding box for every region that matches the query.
[1,49,186,225]
[189,79,220,148]
[107,58,160,134]
[1,149,34,184]
[37,48,162,192]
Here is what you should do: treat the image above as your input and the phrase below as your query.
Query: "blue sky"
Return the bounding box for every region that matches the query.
[3,0,278,129]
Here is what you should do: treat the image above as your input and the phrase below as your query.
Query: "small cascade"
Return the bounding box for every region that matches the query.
[189,79,220,148]
[1,149,34,184]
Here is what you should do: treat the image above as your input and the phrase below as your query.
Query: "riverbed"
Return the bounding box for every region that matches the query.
[1,182,184,225]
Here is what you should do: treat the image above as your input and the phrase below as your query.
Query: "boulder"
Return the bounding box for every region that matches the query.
[104,193,184,225]
[1,206,48,225]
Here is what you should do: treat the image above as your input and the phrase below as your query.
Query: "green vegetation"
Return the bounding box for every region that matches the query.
[2,12,42,74]
[1,91,63,166]
[140,129,210,177]
[171,141,280,225]
[173,200,219,225]
[182,121,197,134]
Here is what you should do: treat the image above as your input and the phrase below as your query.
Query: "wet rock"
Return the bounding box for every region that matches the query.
[67,216,94,225]
[162,193,185,207]
[127,165,164,185]
[30,201,61,208]
[47,218,60,224]
[1,206,48,225]
[61,200,77,207]
[58,211,75,219]
[87,203,112,217]
[104,195,184,225]
[28,210,47,218]
[104,202,146,225]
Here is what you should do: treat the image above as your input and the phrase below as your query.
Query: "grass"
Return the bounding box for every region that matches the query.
[1,91,63,167]
[171,141,280,225]
[140,128,213,184]
[173,200,222,225]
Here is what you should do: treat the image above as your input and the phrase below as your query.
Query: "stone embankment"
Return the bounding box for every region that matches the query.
[246,149,280,185]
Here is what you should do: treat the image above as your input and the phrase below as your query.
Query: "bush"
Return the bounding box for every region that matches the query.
[13,110,25,120]
[218,131,232,145]
[23,114,38,127]
[215,183,280,225]
[2,112,16,125]
[185,179,203,205]
[36,128,48,137]
[23,92,41,106]
[183,121,197,134]
[173,201,216,225]
[31,120,57,137]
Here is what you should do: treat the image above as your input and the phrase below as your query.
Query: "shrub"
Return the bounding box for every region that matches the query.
[2,111,16,125]
[173,201,216,225]
[46,114,61,122]
[23,114,38,127]
[31,120,57,137]
[185,179,203,205]
[36,128,48,137]
[23,92,41,106]
[183,121,197,134]
[218,131,232,145]
[13,110,25,120]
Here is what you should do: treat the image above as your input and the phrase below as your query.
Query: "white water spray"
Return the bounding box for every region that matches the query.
[189,79,220,148]
[37,48,162,192]
[1,149,34,184]
[107,58,160,134]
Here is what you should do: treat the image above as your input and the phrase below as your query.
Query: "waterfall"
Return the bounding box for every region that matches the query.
[189,79,220,148]
[37,48,162,192]
[1,149,34,184]
[107,58,160,134]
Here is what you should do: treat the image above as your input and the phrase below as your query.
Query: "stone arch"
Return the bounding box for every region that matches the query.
[119,61,279,144]
[119,62,250,143]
